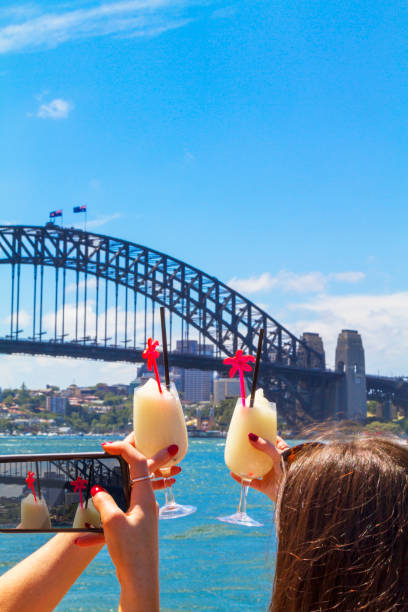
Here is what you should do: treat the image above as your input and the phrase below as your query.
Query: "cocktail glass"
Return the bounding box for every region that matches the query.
[218,388,276,527]
[133,379,196,519]
[158,466,196,519]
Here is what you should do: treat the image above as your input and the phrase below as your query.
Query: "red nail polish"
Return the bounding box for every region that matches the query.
[74,538,80,545]
[248,433,259,442]
[101,442,110,446]
[167,444,179,456]
[91,485,106,496]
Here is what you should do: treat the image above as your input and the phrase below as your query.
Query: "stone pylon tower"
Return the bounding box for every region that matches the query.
[335,330,366,421]
[300,332,326,368]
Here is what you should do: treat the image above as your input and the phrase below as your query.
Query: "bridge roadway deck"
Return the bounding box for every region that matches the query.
[0,338,341,383]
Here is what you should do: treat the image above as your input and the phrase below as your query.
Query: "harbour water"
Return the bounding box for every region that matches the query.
[0,435,283,611]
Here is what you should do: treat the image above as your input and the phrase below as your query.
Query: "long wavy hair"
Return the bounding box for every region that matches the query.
[270,438,408,612]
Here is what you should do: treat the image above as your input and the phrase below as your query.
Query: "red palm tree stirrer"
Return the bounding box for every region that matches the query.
[26,471,37,503]
[143,337,162,394]
[224,350,256,407]
[70,476,88,509]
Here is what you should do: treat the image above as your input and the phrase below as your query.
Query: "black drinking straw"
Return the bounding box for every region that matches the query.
[85,463,93,509]
[250,329,264,408]
[35,461,42,500]
[160,306,171,390]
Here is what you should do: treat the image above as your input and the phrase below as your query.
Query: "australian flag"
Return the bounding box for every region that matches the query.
[73,205,87,213]
[49,210,62,218]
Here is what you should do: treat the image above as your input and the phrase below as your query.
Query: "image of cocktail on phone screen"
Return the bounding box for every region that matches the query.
[0,452,131,532]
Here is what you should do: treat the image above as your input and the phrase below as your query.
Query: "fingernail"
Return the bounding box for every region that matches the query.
[167,444,179,456]
[248,433,259,442]
[101,442,110,446]
[91,485,106,496]
[74,538,80,545]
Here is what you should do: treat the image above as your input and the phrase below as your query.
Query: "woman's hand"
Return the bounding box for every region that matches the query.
[231,435,289,503]
[76,438,181,612]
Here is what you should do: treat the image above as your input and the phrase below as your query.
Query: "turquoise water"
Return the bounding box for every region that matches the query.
[0,436,280,611]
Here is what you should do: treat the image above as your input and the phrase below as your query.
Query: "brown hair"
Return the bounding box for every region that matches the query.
[270,438,408,612]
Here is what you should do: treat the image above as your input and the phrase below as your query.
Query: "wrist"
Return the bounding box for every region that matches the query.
[118,585,142,612]
[119,578,159,612]
[117,558,159,608]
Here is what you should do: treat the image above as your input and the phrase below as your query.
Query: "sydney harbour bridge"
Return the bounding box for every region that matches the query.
[0,224,406,427]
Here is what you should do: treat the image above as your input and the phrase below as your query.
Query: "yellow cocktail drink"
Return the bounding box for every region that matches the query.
[20,494,51,529]
[73,499,101,528]
[133,377,196,519]
[133,378,188,467]
[225,388,277,479]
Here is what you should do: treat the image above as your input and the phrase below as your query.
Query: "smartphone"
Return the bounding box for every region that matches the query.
[0,452,131,533]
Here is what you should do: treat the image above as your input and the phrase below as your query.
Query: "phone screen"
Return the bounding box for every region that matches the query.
[0,452,130,532]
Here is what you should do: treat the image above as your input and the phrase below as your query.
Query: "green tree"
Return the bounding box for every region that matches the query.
[3,395,14,407]
[365,421,403,436]
[400,419,408,434]
[214,398,235,429]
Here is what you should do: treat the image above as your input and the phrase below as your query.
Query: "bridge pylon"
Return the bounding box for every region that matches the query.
[335,329,367,421]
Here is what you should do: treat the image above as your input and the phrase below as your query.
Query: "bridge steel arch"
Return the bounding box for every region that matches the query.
[0,224,329,425]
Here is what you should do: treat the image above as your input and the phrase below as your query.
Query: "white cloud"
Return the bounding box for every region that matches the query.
[280,271,327,293]
[3,309,32,328]
[0,1,194,54]
[0,6,40,21]
[35,300,161,345]
[66,278,97,294]
[119,17,192,39]
[228,270,365,295]
[37,98,72,119]
[288,291,408,376]
[330,271,365,283]
[228,272,276,293]
[81,213,122,229]
[0,298,163,387]
[0,353,137,388]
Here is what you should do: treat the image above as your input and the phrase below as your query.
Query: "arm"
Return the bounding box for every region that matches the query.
[75,441,180,612]
[0,533,103,612]
[89,477,159,612]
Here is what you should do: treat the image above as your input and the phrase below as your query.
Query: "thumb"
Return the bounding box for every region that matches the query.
[91,486,123,524]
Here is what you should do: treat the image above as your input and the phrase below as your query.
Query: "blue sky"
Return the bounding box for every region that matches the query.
[0,0,407,387]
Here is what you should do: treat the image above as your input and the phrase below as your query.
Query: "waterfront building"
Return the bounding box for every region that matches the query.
[130,364,182,395]
[214,377,242,404]
[175,340,213,403]
[46,396,68,415]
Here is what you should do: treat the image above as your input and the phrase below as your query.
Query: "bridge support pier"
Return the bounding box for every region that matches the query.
[375,395,393,420]
[335,330,367,421]
[324,377,343,420]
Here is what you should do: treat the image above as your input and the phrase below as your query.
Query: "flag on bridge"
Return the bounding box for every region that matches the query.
[73,205,87,213]
[49,210,62,218]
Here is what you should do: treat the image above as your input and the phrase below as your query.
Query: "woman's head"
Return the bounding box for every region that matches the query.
[271,437,408,612]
